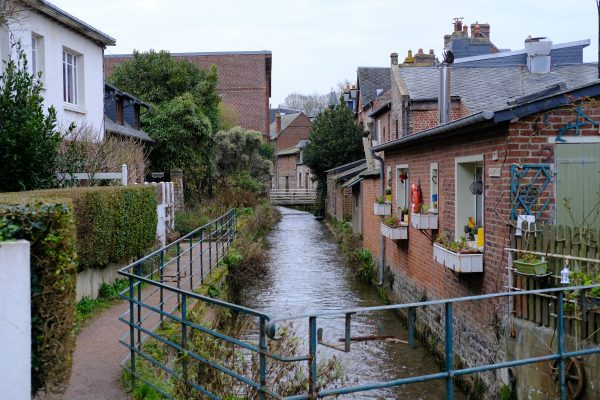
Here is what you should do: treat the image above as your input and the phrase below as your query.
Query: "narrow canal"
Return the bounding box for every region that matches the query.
[239,207,466,399]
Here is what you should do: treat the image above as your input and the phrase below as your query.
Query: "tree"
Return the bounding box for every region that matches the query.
[0,43,60,191]
[303,102,365,204]
[213,127,272,192]
[281,92,328,114]
[108,49,220,134]
[143,93,214,199]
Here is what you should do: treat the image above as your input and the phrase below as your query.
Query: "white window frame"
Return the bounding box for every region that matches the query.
[63,49,79,105]
[395,164,409,214]
[455,155,484,244]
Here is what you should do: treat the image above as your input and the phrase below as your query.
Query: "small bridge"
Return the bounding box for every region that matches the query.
[268,189,317,205]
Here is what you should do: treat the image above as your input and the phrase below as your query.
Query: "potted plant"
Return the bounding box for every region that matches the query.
[433,233,483,273]
[381,215,408,240]
[570,271,600,307]
[373,195,392,216]
[513,253,548,276]
[401,207,409,224]
[411,203,438,230]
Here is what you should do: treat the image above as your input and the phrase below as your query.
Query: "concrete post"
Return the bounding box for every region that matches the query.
[121,164,128,186]
[0,240,31,399]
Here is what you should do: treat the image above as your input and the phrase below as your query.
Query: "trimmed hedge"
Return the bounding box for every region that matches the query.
[0,186,158,270]
[0,202,77,395]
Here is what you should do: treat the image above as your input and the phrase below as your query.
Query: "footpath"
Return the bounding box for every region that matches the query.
[62,240,223,400]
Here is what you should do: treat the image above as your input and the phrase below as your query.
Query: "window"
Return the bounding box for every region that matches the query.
[395,164,409,213]
[430,162,439,212]
[31,36,37,75]
[455,155,484,243]
[63,50,78,104]
[383,125,386,142]
[395,119,399,139]
[116,98,124,125]
[298,172,303,188]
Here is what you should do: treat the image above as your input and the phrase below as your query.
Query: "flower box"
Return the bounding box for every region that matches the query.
[513,259,548,275]
[381,223,408,240]
[433,243,483,273]
[410,213,438,230]
[373,203,392,216]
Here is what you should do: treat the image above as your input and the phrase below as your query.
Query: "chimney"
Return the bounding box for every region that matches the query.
[438,50,454,124]
[525,36,552,73]
[390,52,398,65]
[276,112,282,135]
[444,34,452,48]
[453,17,463,32]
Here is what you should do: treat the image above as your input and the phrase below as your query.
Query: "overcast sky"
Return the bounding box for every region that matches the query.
[53,0,598,106]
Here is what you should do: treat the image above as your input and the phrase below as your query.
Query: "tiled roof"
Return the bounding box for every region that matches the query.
[357,67,391,108]
[269,112,302,139]
[397,63,599,113]
[104,116,153,142]
[270,107,302,123]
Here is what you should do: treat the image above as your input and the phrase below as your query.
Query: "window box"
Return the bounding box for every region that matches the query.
[513,259,548,275]
[433,243,483,273]
[411,213,438,230]
[373,203,392,216]
[381,222,408,240]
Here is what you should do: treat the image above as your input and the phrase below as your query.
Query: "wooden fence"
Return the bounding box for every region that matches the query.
[510,222,600,343]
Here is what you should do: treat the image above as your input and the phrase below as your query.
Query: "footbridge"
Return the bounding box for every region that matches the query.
[268,189,317,206]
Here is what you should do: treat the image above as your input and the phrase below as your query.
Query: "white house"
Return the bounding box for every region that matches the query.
[0,0,115,138]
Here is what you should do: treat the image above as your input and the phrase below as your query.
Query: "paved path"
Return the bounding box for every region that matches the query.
[63,237,229,400]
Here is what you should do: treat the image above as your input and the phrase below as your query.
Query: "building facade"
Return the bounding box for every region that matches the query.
[1,0,115,137]
[104,51,272,138]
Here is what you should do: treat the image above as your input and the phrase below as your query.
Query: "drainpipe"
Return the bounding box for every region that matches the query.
[371,150,385,285]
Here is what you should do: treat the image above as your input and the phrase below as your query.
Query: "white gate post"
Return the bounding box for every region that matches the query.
[0,240,31,399]
[121,164,128,186]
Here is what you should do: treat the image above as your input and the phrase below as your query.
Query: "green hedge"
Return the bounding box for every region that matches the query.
[0,186,158,270]
[0,202,77,395]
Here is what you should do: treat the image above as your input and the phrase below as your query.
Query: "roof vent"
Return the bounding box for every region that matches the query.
[525,36,553,73]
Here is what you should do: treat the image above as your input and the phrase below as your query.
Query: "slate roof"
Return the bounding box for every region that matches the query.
[104,116,153,142]
[270,107,302,123]
[357,67,391,108]
[23,0,115,46]
[397,63,599,113]
[269,112,302,139]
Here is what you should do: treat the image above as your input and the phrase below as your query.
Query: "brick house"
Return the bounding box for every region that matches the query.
[358,36,600,397]
[270,112,313,190]
[325,160,367,232]
[104,51,272,138]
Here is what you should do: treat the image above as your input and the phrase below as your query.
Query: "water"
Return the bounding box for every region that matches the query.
[239,207,466,399]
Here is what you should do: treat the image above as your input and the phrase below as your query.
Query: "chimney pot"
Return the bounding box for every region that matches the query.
[390,52,399,65]
[429,49,434,55]
[418,48,424,54]
[276,113,282,135]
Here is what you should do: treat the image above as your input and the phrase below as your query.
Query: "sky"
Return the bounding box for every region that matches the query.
[53,0,598,106]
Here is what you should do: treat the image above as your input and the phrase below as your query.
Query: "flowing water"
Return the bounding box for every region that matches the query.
[239,207,466,399]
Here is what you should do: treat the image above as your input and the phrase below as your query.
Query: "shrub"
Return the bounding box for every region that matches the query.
[0,202,77,395]
[0,186,158,270]
[175,209,210,236]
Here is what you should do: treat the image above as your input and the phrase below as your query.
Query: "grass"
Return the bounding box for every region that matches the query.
[74,278,129,334]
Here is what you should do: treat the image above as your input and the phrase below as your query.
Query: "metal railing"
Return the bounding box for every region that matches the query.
[117,212,600,399]
[268,189,317,205]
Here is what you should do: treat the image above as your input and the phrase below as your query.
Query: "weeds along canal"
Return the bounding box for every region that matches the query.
[237,206,466,399]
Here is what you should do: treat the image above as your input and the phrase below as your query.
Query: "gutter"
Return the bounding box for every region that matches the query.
[372,111,495,152]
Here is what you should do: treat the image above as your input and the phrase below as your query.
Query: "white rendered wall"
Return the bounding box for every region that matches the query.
[0,240,31,400]
[3,10,106,139]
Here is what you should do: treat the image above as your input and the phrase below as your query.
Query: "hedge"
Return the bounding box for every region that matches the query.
[0,202,77,395]
[0,186,158,270]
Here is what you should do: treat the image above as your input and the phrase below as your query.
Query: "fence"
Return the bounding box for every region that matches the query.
[117,213,600,399]
[56,163,129,186]
[268,189,317,205]
[509,222,600,343]
[117,209,237,393]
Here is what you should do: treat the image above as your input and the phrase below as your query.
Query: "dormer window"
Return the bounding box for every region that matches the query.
[116,97,124,125]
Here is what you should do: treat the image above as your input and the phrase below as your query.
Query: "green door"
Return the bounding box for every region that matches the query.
[555,143,600,229]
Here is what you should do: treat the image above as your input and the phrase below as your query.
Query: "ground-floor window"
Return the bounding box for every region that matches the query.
[395,164,409,214]
[455,155,484,244]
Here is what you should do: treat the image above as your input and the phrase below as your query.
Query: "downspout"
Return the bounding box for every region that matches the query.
[371,150,385,285]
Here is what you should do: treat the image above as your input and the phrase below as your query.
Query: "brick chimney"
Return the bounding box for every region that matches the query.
[275,113,282,135]
[390,52,399,65]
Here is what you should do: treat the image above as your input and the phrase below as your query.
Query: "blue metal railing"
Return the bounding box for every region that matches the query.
[118,211,600,399]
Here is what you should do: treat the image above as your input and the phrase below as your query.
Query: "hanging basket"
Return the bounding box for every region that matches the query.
[469,177,483,195]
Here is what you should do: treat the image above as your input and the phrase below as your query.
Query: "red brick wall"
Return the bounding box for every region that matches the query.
[334,186,353,221]
[104,52,271,136]
[276,153,299,189]
[275,114,312,150]
[411,105,471,134]
[360,98,600,393]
